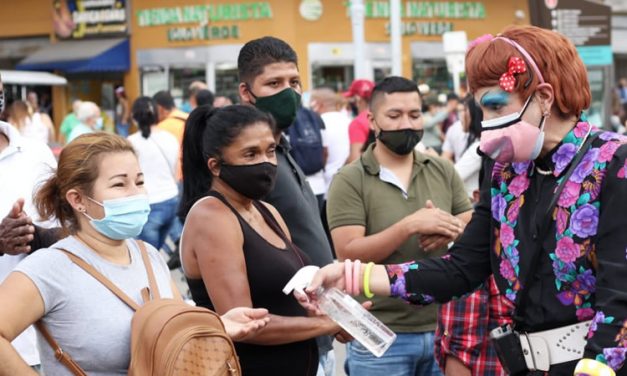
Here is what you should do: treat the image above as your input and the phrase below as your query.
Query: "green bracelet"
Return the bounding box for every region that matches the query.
[363,262,375,298]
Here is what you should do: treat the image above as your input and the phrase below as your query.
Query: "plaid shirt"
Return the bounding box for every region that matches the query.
[434,275,513,376]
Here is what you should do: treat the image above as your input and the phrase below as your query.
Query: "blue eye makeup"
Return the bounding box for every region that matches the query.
[480,91,510,107]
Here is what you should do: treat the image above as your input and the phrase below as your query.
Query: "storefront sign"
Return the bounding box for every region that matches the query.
[300,0,323,21]
[53,0,128,39]
[529,0,611,46]
[137,2,273,27]
[345,1,484,37]
[385,21,453,36]
[168,25,240,42]
[345,1,486,19]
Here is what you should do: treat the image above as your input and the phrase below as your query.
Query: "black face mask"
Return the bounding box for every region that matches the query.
[377,129,424,155]
[219,161,278,200]
[0,90,4,113]
[248,86,302,130]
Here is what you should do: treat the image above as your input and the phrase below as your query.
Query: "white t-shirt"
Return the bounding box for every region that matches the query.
[0,121,57,365]
[454,140,482,198]
[305,128,329,196]
[19,113,50,145]
[128,129,179,204]
[442,121,469,162]
[14,237,174,375]
[321,111,350,193]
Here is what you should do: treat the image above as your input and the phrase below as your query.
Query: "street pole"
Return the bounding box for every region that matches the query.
[390,0,402,76]
[350,0,367,79]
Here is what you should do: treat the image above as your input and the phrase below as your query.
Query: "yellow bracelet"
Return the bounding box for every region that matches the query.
[363,262,375,298]
[574,359,616,376]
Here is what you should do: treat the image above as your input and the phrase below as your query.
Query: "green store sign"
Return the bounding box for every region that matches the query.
[168,25,240,41]
[385,21,453,36]
[137,2,273,27]
[344,1,486,19]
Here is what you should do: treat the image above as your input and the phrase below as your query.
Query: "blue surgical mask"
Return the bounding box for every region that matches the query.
[95,117,104,130]
[83,194,150,240]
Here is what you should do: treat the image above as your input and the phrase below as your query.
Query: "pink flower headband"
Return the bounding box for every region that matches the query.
[467,34,545,92]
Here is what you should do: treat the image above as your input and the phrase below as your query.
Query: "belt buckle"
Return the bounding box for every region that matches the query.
[518,332,537,371]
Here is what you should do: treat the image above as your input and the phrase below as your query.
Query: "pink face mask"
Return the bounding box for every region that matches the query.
[479,95,546,163]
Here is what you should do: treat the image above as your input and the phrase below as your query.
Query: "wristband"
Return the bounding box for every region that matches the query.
[344,260,353,295]
[574,359,616,376]
[363,262,375,298]
[352,260,361,296]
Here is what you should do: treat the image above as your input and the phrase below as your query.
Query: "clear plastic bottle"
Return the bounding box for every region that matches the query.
[316,287,396,357]
[282,265,396,357]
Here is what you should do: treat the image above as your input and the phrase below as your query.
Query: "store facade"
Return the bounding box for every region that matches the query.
[129,0,530,102]
[1,0,130,130]
[2,0,531,124]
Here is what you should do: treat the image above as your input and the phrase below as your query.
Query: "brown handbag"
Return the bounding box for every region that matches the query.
[36,241,241,375]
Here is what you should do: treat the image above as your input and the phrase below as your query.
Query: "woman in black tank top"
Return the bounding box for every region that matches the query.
[178,106,340,376]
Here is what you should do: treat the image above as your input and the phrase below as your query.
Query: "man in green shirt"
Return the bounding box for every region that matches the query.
[327,76,473,376]
[59,100,81,144]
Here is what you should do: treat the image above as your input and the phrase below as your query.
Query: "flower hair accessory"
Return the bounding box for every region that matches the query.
[499,56,527,92]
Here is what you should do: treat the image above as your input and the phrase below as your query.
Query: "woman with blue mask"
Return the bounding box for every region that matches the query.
[179,105,343,376]
[0,132,270,375]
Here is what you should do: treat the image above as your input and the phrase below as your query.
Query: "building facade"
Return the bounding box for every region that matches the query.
[1,0,530,127]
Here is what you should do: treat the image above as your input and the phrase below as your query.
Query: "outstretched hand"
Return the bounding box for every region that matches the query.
[221,307,270,341]
[0,199,35,255]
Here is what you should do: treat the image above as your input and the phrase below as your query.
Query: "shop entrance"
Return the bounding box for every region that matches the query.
[311,64,353,91]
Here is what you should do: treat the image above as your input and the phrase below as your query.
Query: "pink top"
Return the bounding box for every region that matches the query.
[348,111,370,144]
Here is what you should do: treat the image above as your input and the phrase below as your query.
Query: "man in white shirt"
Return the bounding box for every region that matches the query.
[0,115,57,368]
[310,88,351,193]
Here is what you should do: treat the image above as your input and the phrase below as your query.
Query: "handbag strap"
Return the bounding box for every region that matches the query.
[34,321,88,376]
[137,240,161,300]
[59,239,160,306]
[57,248,141,310]
[513,132,600,324]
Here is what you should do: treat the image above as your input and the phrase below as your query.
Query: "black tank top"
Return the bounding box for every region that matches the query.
[186,191,318,376]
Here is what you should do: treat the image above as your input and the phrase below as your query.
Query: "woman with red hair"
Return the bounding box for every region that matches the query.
[305,26,627,376]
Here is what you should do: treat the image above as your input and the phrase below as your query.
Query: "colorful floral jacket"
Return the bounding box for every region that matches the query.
[386,122,627,373]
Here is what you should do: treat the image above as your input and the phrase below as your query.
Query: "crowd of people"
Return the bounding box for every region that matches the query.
[0,24,626,376]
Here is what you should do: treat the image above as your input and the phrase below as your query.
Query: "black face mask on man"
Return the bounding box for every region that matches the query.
[0,90,5,114]
[248,86,302,130]
[219,161,278,200]
[377,128,424,155]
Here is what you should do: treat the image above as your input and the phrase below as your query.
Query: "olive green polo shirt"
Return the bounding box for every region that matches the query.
[327,143,472,333]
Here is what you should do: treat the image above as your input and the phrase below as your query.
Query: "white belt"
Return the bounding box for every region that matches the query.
[519,320,591,372]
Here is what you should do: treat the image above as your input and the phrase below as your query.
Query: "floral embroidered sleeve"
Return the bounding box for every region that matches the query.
[582,143,627,372]
[384,160,494,305]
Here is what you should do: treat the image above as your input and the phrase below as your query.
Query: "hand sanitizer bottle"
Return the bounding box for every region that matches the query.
[283,266,396,357]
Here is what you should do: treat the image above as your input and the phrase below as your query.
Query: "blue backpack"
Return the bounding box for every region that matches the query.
[287,108,325,175]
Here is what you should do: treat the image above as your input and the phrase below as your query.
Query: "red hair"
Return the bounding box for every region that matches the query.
[466,25,590,119]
